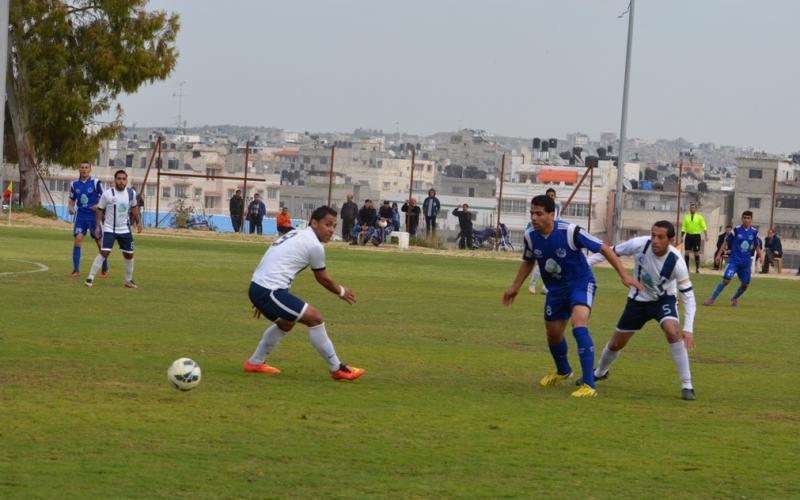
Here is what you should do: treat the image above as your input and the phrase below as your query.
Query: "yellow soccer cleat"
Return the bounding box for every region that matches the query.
[539,371,572,387]
[571,384,598,398]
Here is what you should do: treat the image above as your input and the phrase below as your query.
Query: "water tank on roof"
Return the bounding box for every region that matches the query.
[532,138,541,149]
[549,138,557,148]
[640,180,652,190]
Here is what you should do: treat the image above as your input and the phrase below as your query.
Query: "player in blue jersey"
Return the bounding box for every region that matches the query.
[503,195,643,397]
[68,161,108,278]
[705,210,764,307]
[528,188,561,295]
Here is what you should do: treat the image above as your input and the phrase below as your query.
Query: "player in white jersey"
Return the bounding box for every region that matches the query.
[528,188,560,295]
[84,170,142,289]
[244,206,364,381]
[586,221,697,400]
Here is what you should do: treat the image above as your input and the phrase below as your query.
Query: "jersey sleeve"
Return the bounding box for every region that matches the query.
[700,215,707,231]
[96,179,103,196]
[309,242,326,271]
[130,189,138,208]
[612,236,648,257]
[68,181,77,200]
[97,191,109,210]
[672,253,691,283]
[573,226,603,253]
[522,231,534,262]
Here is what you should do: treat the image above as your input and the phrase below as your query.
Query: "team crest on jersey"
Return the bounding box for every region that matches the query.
[534,249,543,257]
[80,194,89,205]
[739,240,750,251]
[544,258,562,277]
[556,248,567,258]
[119,203,128,212]
[88,187,94,194]
[641,272,656,291]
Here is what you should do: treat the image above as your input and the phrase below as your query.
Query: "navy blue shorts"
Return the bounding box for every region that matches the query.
[724,262,752,284]
[74,215,100,239]
[544,281,597,321]
[102,232,134,254]
[249,282,308,323]
[616,296,678,332]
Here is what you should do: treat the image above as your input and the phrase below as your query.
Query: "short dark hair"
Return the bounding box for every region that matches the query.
[545,188,556,195]
[383,200,390,204]
[80,160,91,166]
[531,195,555,213]
[725,225,732,229]
[742,210,753,217]
[114,169,127,178]
[365,199,372,204]
[652,220,676,239]
[235,189,241,193]
[311,205,338,221]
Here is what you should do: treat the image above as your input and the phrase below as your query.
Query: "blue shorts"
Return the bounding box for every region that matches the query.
[724,262,752,284]
[544,281,597,321]
[102,232,134,254]
[616,296,678,332]
[74,215,100,239]
[249,282,308,323]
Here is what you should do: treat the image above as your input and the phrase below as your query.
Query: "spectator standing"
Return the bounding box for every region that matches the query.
[681,202,708,273]
[247,193,267,235]
[229,189,244,232]
[276,207,294,235]
[713,225,732,270]
[422,189,441,237]
[761,229,783,273]
[401,198,421,236]
[453,203,474,249]
[340,194,358,241]
[391,202,401,231]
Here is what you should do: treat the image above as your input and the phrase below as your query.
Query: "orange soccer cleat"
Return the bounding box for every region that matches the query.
[243,361,281,374]
[330,364,365,381]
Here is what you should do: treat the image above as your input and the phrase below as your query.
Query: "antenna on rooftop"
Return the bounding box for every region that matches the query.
[173,81,187,131]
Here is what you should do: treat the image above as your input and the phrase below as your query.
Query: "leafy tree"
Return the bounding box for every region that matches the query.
[5,0,179,206]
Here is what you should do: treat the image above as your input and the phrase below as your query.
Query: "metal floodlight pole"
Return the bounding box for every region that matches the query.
[154,138,163,228]
[675,160,684,242]
[327,144,335,207]
[406,148,416,230]
[588,165,594,233]
[242,141,250,229]
[613,0,635,244]
[0,0,9,210]
[495,153,506,251]
[769,166,778,231]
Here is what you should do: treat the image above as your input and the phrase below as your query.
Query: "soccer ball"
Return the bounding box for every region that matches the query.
[167,358,202,391]
[378,219,388,229]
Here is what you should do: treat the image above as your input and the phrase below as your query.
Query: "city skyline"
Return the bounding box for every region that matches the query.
[105,0,800,154]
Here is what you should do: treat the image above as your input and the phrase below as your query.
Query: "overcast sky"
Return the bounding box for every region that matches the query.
[111,0,800,153]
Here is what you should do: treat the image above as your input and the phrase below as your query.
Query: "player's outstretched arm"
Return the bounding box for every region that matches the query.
[677,278,696,350]
[503,260,534,306]
[313,269,356,304]
[600,243,644,291]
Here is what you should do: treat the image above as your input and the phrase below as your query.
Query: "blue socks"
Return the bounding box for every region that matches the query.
[548,339,571,376]
[72,246,80,272]
[711,281,726,300]
[73,245,108,273]
[732,286,746,299]
[573,326,596,388]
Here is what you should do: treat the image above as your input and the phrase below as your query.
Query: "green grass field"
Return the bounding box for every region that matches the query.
[1,225,798,498]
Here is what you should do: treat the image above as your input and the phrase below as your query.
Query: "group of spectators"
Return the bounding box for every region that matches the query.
[338,190,445,246]
[229,190,294,235]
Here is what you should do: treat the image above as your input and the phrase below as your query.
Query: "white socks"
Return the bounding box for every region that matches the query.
[670,340,693,389]
[308,323,341,371]
[87,255,105,280]
[124,258,134,281]
[249,324,288,365]
[595,342,620,377]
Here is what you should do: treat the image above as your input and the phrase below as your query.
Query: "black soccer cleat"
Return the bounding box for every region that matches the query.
[576,370,609,386]
[681,388,696,401]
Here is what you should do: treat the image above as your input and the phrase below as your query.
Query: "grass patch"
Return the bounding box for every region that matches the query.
[1,226,798,498]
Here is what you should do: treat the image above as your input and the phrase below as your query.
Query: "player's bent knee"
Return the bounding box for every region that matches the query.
[275,319,295,332]
[299,306,323,326]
